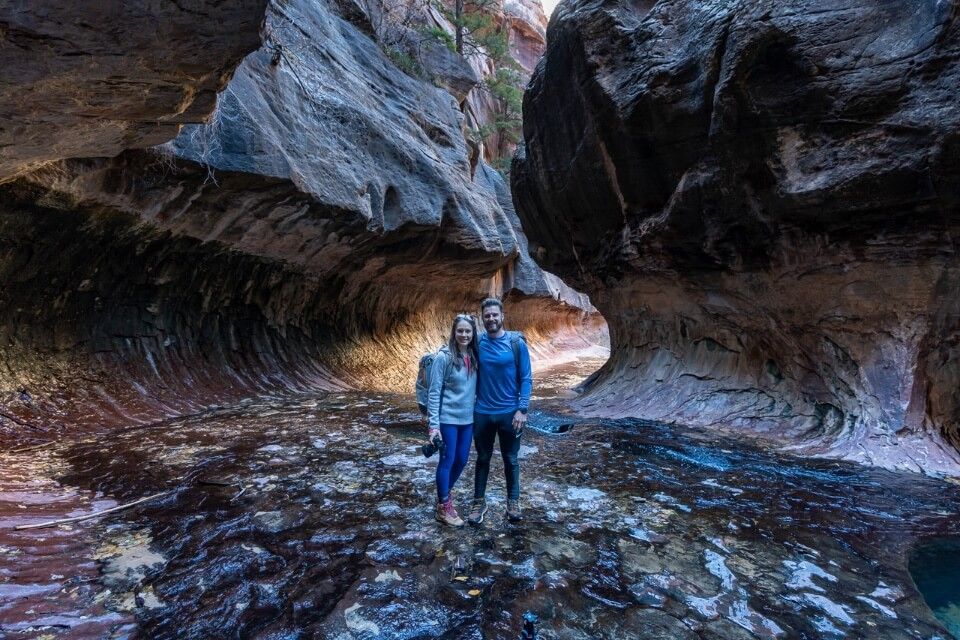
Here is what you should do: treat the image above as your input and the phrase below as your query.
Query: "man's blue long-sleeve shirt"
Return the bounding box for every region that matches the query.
[475,332,532,415]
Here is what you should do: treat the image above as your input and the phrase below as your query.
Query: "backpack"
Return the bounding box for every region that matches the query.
[415,346,453,415]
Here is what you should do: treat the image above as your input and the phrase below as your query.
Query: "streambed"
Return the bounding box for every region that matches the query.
[2,358,959,639]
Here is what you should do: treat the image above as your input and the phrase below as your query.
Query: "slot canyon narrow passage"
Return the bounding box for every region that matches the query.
[3,0,960,638]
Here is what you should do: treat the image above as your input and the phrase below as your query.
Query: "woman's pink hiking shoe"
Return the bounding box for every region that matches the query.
[435,497,465,527]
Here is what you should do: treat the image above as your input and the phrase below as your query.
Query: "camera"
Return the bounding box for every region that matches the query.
[421,435,444,458]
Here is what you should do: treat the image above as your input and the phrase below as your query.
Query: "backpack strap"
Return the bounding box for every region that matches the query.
[436,347,454,382]
[510,331,525,389]
[442,349,454,383]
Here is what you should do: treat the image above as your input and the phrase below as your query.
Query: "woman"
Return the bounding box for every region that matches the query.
[427,313,479,527]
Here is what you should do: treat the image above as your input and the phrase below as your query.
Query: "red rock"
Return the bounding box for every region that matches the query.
[0,0,598,440]
[0,0,268,182]
[513,0,960,473]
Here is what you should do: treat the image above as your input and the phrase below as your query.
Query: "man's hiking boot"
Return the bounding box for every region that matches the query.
[466,498,488,525]
[436,498,464,527]
[506,498,522,522]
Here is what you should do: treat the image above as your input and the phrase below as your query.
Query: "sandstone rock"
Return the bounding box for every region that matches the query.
[0,0,596,436]
[459,0,548,164]
[503,0,548,73]
[513,0,960,473]
[0,0,268,182]
[336,0,547,165]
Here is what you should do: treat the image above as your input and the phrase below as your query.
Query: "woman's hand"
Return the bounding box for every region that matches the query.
[428,427,441,443]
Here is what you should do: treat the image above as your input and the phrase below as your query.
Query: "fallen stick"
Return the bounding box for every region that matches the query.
[231,484,247,502]
[0,410,43,431]
[10,441,56,454]
[14,491,172,531]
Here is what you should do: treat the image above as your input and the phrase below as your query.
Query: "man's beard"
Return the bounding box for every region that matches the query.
[485,320,502,333]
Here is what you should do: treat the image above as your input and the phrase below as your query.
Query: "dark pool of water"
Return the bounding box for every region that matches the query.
[910,537,960,638]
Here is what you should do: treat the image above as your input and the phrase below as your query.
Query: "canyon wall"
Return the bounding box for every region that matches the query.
[0,0,268,181]
[0,0,598,440]
[461,0,550,165]
[513,0,960,473]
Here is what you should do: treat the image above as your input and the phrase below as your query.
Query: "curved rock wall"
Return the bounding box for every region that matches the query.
[513,0,960,473]
[0,0,598,440]
[503,0,548,74]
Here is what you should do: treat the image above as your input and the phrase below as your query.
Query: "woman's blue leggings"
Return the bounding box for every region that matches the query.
[436,423,474,501]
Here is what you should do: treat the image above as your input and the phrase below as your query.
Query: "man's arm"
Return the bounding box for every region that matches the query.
[513,339,533,431]
[517,339,533,411]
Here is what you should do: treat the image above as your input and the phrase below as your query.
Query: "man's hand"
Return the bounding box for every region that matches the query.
[512,410,527,434]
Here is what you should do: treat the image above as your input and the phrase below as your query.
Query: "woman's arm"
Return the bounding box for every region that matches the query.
[427,351,448,432]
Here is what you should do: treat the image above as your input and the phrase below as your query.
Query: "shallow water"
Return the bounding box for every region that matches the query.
[910,537,960,638]
[0,444,134,637]
[2,357,960,638]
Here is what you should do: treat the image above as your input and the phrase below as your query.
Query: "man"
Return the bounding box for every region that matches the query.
[467,297,533,524]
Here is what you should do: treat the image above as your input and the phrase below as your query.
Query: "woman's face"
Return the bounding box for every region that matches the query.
[454,319,473,348]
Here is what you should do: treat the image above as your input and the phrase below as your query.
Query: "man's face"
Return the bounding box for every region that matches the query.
[482,305,503,333]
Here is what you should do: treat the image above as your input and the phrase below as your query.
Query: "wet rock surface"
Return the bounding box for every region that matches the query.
[2,359,959,638]
[512,0,960,473]
[0,445,133,637]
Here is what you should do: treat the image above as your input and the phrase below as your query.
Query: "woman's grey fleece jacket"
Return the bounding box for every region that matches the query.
[427,349,477,429]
